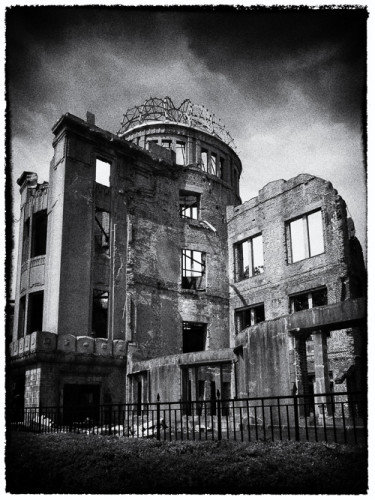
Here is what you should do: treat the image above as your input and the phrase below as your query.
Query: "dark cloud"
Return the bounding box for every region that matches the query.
[179,8,367,125]
[5,5,367,274]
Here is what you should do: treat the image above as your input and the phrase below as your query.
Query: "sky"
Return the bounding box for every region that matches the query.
[5,4,368,296]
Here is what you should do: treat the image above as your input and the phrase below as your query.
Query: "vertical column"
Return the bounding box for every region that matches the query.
[294,335,309,417]
[313,329,331,416]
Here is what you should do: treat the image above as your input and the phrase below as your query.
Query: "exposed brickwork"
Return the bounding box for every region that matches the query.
[10,111,366,411]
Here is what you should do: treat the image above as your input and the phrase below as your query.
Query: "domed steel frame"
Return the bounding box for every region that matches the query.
[117,96,237,151]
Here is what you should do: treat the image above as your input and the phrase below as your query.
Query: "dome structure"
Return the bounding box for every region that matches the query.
[118,97,241,196]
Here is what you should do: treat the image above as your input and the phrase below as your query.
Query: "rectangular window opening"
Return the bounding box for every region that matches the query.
[220,158,225,180]
[200,149,208,172]
[95,159,111,187]
[31,210,47,258]
[27,291,44,335]
[182,322,206,353]
[234,234,264,282]
[210,153,217,176]
[235,304,265,334]
[176,141,186,165]
[161,139,172,150]
[179,190,200,220]
[22,218,30,263]
[288,209,324,263]
[18,295,26,339]
[92,289,109,338]
[289,287,327,313]
[181,249,206,290]
[94,209,110,255]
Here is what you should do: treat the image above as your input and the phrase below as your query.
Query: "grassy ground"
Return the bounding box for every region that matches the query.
[6,431,367,494]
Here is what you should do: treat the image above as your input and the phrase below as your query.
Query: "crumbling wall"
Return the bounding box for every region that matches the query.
[228,175,366,397]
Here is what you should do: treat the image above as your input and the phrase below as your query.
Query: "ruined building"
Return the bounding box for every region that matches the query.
[9,98,366,414]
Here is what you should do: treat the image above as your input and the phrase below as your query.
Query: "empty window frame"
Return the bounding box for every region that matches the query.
[175,141,186,165]
[95,159,111,187]
[161,139,172,150]
[288,210,324,263]
[27,291,44,335]
[181,249,206,290]
[94,209,110,255]
[210,153,217,176]
[234,234,264,281]
[182,322,206,353]
[235,304,265,334]
[200,149,208,172]
[22,218,30,262]
[179,190,199,220]
[289,287,327,313]
[220,157,225,180]
[92,289,109,338]
[18,295,26,339]
[31,210,47,257]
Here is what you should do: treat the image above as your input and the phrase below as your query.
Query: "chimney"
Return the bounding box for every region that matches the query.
[86,111,95,126]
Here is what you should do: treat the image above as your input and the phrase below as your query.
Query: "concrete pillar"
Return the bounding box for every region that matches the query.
[295,336,309,395]
[313,329,331,416]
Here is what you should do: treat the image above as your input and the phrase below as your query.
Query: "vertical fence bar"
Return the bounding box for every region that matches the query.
[304,401,309,442]
[246,400,251,442]
[322,403,327,442]
[255,406,259,441]
[261,399,266,441]
[351,399,358,444]
[217,391,222,441]
[239,406,243,442]
[269,406,274,442]
[286,405,291,440]
[341,402,347,444]
[313,405,318,442]
[332,399,337,444]
[277,399,282,441]
[156,394,161,441]
[293,394,300,442]
[232,399,236,441]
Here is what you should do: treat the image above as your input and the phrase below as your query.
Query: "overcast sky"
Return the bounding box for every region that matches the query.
[6,6,367,294]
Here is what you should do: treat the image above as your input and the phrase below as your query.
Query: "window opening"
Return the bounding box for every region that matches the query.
[181,249,206,290]
[175,141,186,165]
[182,322,207,353]
[18,295,26,339]
[31,210,47,257]
[179,191,199,220]
[63,384,100,425]
[94,209,110,255]
[210,153,217,175]
[200,149,208,172]
[95,159,111,187]
[220,158,225,180]
[289,287,327,313]
[161,139,172,149]
[27,291,44,335]
[235,234,264,281]
[22,218,30,262]
[235,304,265,334]
[92,289,109,338]
[289,210,324,263]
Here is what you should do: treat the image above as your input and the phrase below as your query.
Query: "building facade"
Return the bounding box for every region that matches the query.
[9,98,366,416]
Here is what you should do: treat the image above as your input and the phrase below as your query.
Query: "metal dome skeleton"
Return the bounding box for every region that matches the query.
[117,97,237,151]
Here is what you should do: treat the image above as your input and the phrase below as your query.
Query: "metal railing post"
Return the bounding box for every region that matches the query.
[293,394,300,442]
[156,393,161,441]
[217,390,222,441]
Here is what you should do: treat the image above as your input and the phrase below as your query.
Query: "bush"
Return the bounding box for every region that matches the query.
[6,432,367,494]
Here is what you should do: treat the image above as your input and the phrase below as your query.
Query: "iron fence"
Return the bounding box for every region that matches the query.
[8,391,366,445]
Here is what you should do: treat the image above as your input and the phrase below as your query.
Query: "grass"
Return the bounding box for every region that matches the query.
[6,431,367,494]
